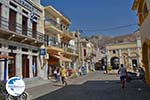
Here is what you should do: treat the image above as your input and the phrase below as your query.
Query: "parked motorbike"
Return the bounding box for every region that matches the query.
[126,67,146,83]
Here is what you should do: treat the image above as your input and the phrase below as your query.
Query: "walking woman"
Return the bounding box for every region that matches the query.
[118,64,127,88]
[61,67,68,86]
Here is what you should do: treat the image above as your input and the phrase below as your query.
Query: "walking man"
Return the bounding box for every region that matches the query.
[61,66,68,86]
[118,64,127,88]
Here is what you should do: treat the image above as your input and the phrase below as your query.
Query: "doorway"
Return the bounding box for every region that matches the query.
[8,53,16,78]
[132,59,137,70]
[22,54,29,78]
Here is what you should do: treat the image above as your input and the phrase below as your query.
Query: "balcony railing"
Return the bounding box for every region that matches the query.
[48,39,62,48]
[45,18,60,30]
[63,46,77,55]
[0,16,44,43]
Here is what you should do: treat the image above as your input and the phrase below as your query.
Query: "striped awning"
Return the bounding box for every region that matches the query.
[51,55,72,62]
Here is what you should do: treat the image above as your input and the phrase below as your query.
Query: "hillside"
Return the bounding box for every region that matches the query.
[88,31,141,49]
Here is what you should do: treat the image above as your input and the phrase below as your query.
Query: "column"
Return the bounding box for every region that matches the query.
[119,49,123,64]
[106,50,110,66]
[16,53,22,78]
[137,47,141,66]
[128,48,132,69]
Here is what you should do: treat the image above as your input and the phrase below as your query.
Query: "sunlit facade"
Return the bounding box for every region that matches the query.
[132,0,150,85]
[0,0,45,80]
[105,36,142,71]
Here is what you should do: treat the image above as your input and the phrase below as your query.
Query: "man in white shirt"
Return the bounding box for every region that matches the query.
[118,64,127,88]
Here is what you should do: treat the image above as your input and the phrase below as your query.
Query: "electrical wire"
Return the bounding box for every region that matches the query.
[78,23,137,32]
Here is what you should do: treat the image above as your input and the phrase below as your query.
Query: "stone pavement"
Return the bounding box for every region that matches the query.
[25,71,150,100]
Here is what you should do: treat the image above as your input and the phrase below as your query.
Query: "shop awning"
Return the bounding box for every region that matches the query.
[51,55,72,62]
[0,55,14,59]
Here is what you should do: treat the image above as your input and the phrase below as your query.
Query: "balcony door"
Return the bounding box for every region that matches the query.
[22,54,29,78]
[9,9,16,32]
[0,3,2,27]
[22,15,28,35]
[32,21,37,38]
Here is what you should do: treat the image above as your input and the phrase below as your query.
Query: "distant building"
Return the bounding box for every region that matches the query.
[132,0,150,85]
[105,35,142,70]
[80,39,95,73]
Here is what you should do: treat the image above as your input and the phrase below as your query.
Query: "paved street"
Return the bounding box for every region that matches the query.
[26,71,150,100]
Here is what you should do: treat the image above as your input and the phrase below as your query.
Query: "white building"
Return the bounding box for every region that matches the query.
[0,0,45,81]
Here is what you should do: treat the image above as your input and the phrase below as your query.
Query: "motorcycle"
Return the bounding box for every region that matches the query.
[126,67,146,83]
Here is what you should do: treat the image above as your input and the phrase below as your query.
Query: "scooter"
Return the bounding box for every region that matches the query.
[126,67,145,83]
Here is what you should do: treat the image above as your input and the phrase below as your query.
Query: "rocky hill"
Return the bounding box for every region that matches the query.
[87,31,141,49]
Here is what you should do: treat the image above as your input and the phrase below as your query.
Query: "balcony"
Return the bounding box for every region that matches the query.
[46,40,63,54]
[45,18,62,34]
[63,45,78,57]
[0,16,44,46]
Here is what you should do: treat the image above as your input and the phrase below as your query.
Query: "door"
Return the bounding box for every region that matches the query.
[9,9,16,32]
[22,15,28,35]
[22,55,29,78]
[32,21,37,38]
[8,53,16,78]
[0,3,2,27]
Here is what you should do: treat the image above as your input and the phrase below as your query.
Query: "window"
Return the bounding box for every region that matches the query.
[22,48,28,52]
[9,2,17,8]
[113,50,116,54]
[32,21,37,38]
[22,15,28,35]
[84,49,86,57]
[23,10,28,15]
[32,50,38,53]
[9,9,16,32]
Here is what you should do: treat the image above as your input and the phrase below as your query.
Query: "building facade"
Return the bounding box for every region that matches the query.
[0,0,45,80]
[44,6,78,77]
[105,37,142,71]
[132,0,150,85]
[80,39,95,73]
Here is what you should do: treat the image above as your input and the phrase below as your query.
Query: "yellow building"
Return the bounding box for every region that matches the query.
[44,6,78,76]
[106,37,142,71]
[132,0,150,85]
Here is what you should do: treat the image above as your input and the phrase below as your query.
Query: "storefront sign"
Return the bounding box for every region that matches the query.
[39,48,46,55]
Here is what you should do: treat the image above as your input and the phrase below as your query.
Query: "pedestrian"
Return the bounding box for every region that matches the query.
[118,64,127,88]
[53,68,57,80]
[61,66,68,86]
[57,67,61,81]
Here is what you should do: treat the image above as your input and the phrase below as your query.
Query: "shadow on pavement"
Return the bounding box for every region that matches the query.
[35,80,150,100]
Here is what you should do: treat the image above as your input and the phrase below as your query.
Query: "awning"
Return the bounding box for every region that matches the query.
[51,55,72,62]
[0,55,14,59]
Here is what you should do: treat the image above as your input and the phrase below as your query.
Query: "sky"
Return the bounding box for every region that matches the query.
[41,0,138,37]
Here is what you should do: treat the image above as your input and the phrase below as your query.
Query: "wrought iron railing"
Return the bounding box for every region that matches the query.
[48,39,62,48]
[45,18,60,30]
[63,46,77,54]
[0,16,44,43]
